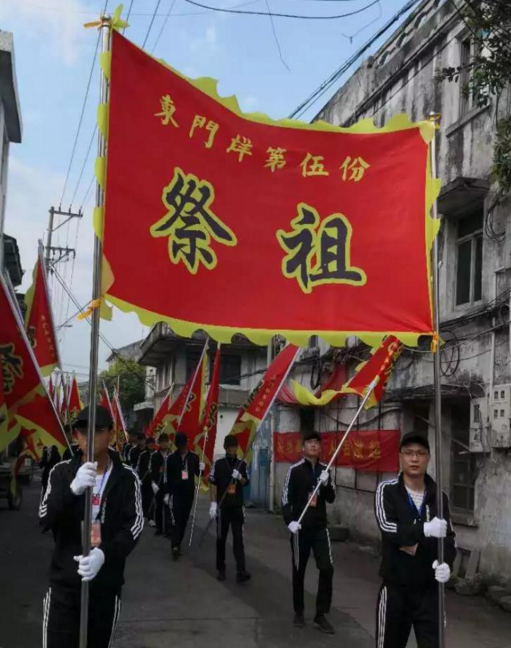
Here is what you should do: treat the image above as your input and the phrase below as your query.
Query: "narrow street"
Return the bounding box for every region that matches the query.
[1,477,510,648]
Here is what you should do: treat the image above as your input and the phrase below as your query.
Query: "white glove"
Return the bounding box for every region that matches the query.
[232,469,242,481]
[74,548,105,582]
[164,494,170,506]
[424,517,447,538]
[319,469,330,485]
[288,521,301,535]
[151,482,159,494]
[70,462,97,496]
[199,462,206,472]
[209,502,218,519]
[433,560,451,584]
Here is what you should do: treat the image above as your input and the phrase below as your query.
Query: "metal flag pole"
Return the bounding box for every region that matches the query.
[188,425,209,546]
[429,112,445,648]
[296,377,378,527]
[79,14,111,648]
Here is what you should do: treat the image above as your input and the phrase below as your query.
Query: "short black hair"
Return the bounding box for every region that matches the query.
[159,433,169,442]
[302,431,321,443]
[146,437,155,444]
[175,432,188,448]
[224,434,239,450]
[137,433,145,441]
[400,432,430,452]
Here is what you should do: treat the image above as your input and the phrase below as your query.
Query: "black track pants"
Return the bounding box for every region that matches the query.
[376,583,440,648]
[216,506,246,573]
[43,585,121,648]
[171,495,194,550]
[290,526,334,616]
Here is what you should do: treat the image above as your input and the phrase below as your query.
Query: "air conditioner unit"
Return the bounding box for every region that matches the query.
[490,385,511,448]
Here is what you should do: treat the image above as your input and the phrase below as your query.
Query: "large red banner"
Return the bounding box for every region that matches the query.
[100,31,438,347]
[274,430,400,473]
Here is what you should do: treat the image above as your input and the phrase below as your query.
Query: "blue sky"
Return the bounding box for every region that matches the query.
[1,0,414,379]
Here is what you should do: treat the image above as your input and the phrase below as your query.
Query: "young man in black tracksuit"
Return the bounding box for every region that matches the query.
[375,432,456,648]
[136,436,156,520]
[209,434,251,583]
[150,433,171,537]
[40,445,61,499]
[39,405,143,648]
[129,433,145,468]
[122,430,138,464]
[282,431,336,635]
[165,432,204,559]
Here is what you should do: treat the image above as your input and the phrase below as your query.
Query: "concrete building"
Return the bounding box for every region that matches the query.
[0,29,22,280]
[274,0,511,586]
[137,322,267,454]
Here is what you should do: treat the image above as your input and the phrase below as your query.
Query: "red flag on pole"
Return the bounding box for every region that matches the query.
[112,389,128,449]
[231,344,300,461]
[24,244,60,377]
[67,374,84,425]
[179,345,208,439]
[99,382,114,418]
[0,270,68,454]
[145,388,172,440]
[194,346,221,487]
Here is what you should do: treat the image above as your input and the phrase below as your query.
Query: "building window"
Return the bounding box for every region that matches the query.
[220,354,241,386]
[450,403,477,514]
[459,37,473,117]
[308,335,319,350]
[455,211,483,306]
[186,348,241,386]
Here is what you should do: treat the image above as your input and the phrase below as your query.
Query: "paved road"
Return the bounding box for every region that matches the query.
[1,477,510,648]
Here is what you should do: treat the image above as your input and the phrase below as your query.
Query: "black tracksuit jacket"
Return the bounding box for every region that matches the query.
[166,450,201,499]
[150,450,170,487]
[39,449,144,592]
[375,473,457,588]
[136,449,154,485]
[129,445,144,469]
[209,455,249,508]
[282,458,336,528]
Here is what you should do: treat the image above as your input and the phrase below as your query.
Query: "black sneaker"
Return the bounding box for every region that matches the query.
[172,547,180,561]
[314,615,335,635]
[154,530,162,537]
[293,613,305,628]
[236,571,251,583]
[217,570,226,582]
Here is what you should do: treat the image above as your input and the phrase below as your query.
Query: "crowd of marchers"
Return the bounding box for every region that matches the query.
[37,406,455,648]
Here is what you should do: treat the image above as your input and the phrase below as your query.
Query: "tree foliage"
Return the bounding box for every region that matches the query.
[436,0,511,193]
[99,358,147,414]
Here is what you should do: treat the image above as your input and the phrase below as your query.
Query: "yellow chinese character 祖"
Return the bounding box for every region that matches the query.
[265,147,287,172]
[276,203,367,294]
[189,115,219,149]
[300,153,329,178]
[150,167,237,274]
[226,135,253,162]
[155,94,179,128]
[340,156,370,182]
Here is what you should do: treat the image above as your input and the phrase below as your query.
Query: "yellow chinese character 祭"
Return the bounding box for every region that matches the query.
[265,147,287,172]
[276,203,367,294]
[150,167,237,275]
[300,153,329,177]
[0,343,23,395]
[226,135,253,162]
[368,440,382,460]
[189,115,219,149]
[155,94,179,127]
[340,156,370,182]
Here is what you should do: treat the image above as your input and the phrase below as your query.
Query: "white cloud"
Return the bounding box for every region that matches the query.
[0,0,92,66]
[190,23,218,54]
[241,95,259,111]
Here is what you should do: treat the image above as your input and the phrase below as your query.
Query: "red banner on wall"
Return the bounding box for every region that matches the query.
[100,31,439,348]
[274,430,400,473]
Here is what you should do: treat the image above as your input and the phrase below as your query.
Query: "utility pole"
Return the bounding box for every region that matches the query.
[45,206,83,273]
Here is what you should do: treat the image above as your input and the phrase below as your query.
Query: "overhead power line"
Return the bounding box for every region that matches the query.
[288,0,422,119]
[182,0,380,20]
[142,0,163,48]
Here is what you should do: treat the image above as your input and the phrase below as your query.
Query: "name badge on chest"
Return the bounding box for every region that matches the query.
[227,483,236,495]
[181,469,189,480]
[91,520,102,547]
[309,492,318,507]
